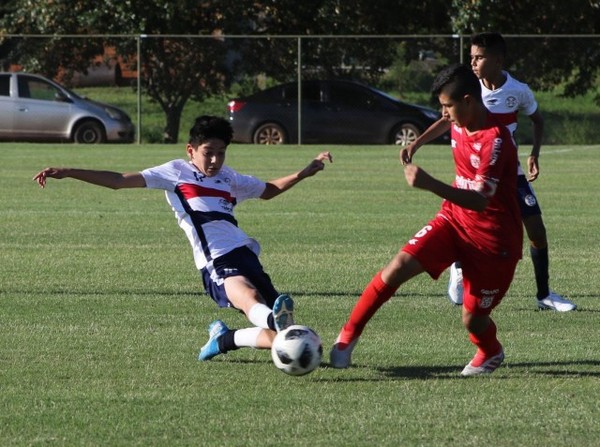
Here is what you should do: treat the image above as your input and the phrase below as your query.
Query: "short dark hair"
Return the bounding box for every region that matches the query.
[470,32,507,58]
[188,115,233,146]
[431,63,482,101]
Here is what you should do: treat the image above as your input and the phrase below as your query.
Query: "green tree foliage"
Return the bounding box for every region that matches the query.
[1,0,599,143]
[450,0,600,99]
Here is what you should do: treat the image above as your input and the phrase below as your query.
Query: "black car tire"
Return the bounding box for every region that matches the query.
[391,123,420,146]
[253,123,287,145]
[73,121,106,144]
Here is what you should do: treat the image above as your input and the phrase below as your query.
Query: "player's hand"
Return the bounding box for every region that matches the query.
[300,151,333,178]
[403,163,433,190]
[400,147,412,166]
[33,167,67,188]
[527,155,540,182]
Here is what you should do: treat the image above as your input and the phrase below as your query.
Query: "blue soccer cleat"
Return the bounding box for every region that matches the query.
[272,294,294,332]
[198,320,229,361]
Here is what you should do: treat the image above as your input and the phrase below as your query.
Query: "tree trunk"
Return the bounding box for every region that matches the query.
[163,103,185,144]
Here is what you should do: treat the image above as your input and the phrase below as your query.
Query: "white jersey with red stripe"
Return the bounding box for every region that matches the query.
[481,71,538,133]
[141,160,266,270]
[481,71,538,176]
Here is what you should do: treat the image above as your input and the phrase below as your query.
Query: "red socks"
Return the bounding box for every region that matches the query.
[338,271,397,345]
[468,320,502,366]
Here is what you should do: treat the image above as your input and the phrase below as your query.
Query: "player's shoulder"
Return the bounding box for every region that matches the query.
[219,164,236,175]
[503,71,532,91]
[155,158,189,169]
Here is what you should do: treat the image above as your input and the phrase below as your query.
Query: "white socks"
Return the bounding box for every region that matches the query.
[233,327,263,348]
[248,303,272,329]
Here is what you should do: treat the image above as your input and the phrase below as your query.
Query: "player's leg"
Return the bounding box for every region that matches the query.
[460,311,505,376]
[198,247,293,361]
[330,218,455,368]
[198,276,286,361]
[198,321,277,361]
[330,251,424,368]
[459,255,517,376]
[518,178,576,311]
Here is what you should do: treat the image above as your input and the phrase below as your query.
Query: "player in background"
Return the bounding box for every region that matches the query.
[401,32,576,312]
[331,64,522,375]
[33,115,333,361]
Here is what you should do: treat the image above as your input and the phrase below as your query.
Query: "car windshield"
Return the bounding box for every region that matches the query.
[368,85,404,103]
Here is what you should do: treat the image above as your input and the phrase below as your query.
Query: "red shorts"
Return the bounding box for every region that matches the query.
[402,214,519,315]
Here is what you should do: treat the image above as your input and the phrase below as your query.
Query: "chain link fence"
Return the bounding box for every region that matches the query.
[1,34,599,144]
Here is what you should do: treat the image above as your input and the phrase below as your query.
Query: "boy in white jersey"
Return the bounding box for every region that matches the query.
[33,115,333,360]
[401,32,576,312]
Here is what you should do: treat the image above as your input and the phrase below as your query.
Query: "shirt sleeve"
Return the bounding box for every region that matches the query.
[519,84,538,116]
[228,168,267,202]
[140,160,183,191]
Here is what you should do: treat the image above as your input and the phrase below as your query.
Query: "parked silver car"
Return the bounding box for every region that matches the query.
[0,72,134,143]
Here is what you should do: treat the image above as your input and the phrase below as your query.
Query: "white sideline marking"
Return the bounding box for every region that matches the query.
[520,146,599,156]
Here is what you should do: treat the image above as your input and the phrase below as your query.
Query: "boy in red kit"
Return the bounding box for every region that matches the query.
[330,64,523,376]
[402,32,575,312]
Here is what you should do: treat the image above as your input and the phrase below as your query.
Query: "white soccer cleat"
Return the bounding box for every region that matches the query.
[537,291,577,312]
[461,350,504,376]
[329,336,358,369]
[447,263,464,305]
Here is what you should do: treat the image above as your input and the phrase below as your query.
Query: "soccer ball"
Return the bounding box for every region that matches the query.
[271,325,323,376]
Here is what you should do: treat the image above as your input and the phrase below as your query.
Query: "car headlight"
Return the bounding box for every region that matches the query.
[104,107,125,121]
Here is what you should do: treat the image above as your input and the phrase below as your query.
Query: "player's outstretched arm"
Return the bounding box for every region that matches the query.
[33,167,146,190]
[400,118,450,165]
[260,151,333,200]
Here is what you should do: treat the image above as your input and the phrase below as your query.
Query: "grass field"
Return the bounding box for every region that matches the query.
[1,143,599,446]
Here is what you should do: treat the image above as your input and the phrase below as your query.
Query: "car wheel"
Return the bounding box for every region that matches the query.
[74,121,106,144]
[392,123,420,146]
[253,123,286,145]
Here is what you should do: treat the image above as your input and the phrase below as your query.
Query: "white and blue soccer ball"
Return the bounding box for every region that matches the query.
[271,325,322,376]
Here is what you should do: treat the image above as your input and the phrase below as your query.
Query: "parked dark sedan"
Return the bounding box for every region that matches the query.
[227,79,446,145]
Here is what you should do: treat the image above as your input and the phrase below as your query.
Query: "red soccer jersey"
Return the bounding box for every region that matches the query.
[440,113,523,259]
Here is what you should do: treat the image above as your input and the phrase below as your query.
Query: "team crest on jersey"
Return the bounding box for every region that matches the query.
[473,142,482,152]
[470,154,480,168]
[524,194,537,207]
[505,96,518,108]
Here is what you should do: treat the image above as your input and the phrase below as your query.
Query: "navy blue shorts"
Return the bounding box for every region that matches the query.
[517,174,542,219]
[200,246,279,309]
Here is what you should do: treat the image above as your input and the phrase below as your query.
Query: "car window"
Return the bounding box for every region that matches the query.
[281,83,321,102]
[17,76,62,101]
[0,75,10,96]
[329,84,375,108]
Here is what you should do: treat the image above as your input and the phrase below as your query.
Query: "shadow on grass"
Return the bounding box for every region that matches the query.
[368,359,600,380]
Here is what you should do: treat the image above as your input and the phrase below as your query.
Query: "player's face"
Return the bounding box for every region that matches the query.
[470,45,502,80]
[187,138,227,177]
[438,91,471,128]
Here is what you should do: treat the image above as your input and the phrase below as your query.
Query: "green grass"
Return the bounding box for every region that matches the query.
[1,143,599,446]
